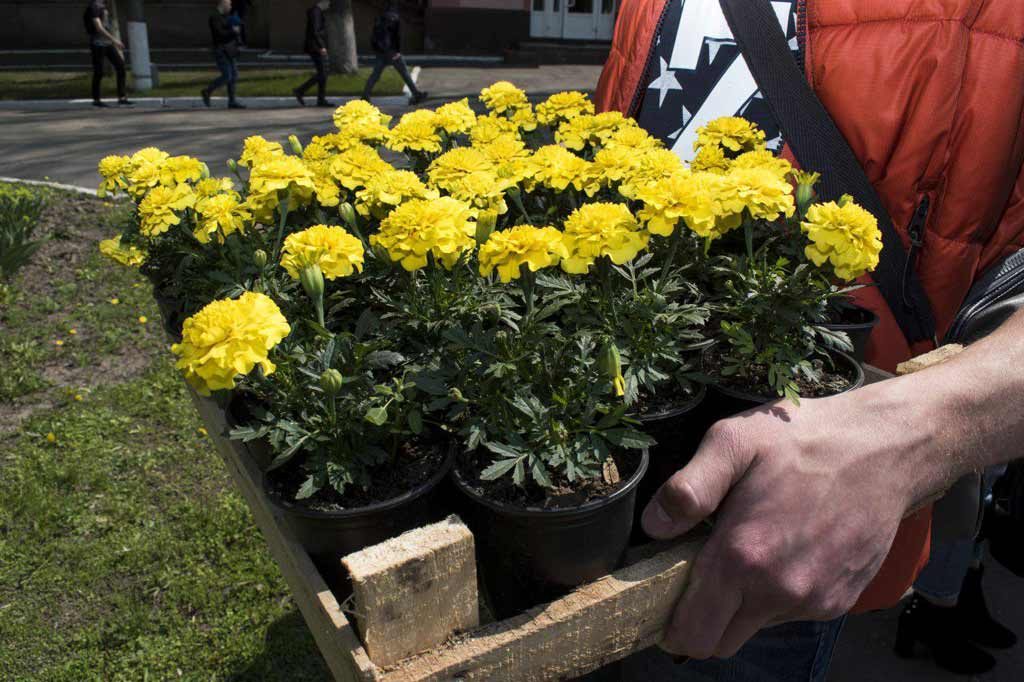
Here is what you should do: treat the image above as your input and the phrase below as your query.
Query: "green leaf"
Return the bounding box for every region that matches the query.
[602,428,657,450]
[483,441,525,459]
[295,475,320,500]
[407,409,423,434]
[409,371,448,396]
[480,457,520,480]
[364,406,388,426]
[354,309,379,340]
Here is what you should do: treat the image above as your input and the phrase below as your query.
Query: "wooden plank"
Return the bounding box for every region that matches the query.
[375,537,704,681]
[897,344,965,375]
[343,516,479,668]
[862,364,893,385]
[188,389,377,682]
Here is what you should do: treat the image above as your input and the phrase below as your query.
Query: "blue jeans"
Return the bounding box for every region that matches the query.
[621,618,845,682]
[207,48,238,101]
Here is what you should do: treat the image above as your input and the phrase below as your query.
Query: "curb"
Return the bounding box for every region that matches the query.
[0,176,98,196]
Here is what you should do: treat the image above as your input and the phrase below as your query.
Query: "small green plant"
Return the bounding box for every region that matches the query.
[0,183,47,281]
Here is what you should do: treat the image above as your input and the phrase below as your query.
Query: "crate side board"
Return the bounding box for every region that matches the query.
[188,389,378,682]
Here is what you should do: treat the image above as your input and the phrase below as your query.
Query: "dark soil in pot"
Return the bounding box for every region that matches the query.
[823,303,880,363]
[263,442,455,597]
[631,384,708,543]
[705,350,865,420]
[453,449,648,619]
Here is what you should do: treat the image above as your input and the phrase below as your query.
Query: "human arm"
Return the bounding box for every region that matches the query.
[643,308,1024,659]
[313,7,328,53]
[91,16,124,50]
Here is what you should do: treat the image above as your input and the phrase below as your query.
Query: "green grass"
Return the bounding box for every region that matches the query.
[0,68,405,100]
[0,184,332,680]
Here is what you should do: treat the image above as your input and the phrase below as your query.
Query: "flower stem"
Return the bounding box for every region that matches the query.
[657,227,683,293]
[273,191,291,263]
[519,265,536,321]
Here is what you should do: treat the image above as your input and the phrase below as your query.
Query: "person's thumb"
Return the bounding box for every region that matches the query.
[642,422,749,539]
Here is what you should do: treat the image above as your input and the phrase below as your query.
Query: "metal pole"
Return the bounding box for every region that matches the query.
[125,0,153,92]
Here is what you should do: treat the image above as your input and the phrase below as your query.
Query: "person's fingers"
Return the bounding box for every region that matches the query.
[714,606,774,659]
[659,560,740,658]
[642,421,749,539]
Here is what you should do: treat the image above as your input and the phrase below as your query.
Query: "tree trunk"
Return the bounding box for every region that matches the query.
[326,0,359,75]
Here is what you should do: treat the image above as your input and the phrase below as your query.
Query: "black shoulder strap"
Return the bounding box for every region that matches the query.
[719,0,936,344]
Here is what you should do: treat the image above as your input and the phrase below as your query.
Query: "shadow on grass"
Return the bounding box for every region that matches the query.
[229,610,333,682]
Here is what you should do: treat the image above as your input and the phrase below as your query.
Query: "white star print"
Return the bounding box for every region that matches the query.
[648,57,683,108]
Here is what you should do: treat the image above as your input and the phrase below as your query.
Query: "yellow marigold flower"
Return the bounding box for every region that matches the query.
[470,115,520,145]
[332,99,392,144]
[438,170,512,214]
[479,225,568,282]
[280,224,365,280]
[535,91,595,126]
[97,155,131,196]
[801,200,882,281]
[172,292,291,395]
[636,171,742,239]
[476,134,531,182]
[428,147,495,187]
[302,140,334,164]
[386,109,442,154]
[618,148,687,200]
[159,156,206,187]
[126,147,171,198]
[556,112,629,151]
[99,234,146,267]
[138,183,195,238]
[194,193,251,244]
[730,150,793,181]
[247,155,317,208]
[524,145,597,195]
[726,166,796,222]
[508,105,538,133]
[690,144,731,174]
[480,81,529,114]
[590,145,639,187]
[329,143,392,191]
[356,169,439,219]
[605,125,662,151]
[193,177,236,199]
[239,136,284,168]
[695,116,766,154]
[435,98,477,135]
[560,203,649,273]
[370,197,476,271]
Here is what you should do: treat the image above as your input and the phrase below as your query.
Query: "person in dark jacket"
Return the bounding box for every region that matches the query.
[294,0,333,107]
[83,0,130,107]
[362,1,427,105]
[201,0,245,109]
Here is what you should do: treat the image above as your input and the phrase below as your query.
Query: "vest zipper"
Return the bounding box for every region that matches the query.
[900,195,930,310]
[626,0,674,117]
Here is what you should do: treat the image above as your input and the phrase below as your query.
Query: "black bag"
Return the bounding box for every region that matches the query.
[720,0,1024,543]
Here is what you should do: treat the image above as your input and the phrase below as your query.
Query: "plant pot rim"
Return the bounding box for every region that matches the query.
[822,305,880,331]
[263,442,455,521]
[636,381,708,423]
[712,350,865,405]
[452,448,649,520]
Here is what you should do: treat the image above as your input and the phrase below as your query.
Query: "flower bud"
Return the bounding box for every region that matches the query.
[339,201,357,228]
[300,264,325,302]
[475,210,498,245]
[792,170,820,213]
[598,341,626,398]
[838,193,854,207]
[288,134,303,155]
[226,159,239,174]
[253,249,268,269]
[200,162,211,179]
[448,387,466,403]
[320,368,343,395]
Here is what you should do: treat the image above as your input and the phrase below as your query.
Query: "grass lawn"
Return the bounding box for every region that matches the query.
[0,68,405,100]
[0,184,332,680]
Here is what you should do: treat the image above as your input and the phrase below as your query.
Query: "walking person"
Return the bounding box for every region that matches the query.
[84,0,130,107]
[362,1,427,105]
[294,0,333,107]
[201,0,246,109]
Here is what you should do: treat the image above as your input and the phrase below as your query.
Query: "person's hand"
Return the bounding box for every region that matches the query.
[642,378,954,659]
[392,52,402,61]
[320,47,328,56]
[114,40,125,51]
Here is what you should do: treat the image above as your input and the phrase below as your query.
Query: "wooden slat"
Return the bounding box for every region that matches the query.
[188,390,377,682]
[896,344,965,376]
[375,537,704,681]
[343,516,479,668]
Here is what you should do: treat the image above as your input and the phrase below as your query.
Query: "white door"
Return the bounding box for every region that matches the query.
[562,0,597,39]
[596,0,616,40]
[530,0,563,39]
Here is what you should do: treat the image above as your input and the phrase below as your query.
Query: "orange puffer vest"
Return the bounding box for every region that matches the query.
[596,0,1024,612]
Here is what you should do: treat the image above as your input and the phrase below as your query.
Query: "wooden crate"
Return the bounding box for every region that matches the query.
[188,351,956,681]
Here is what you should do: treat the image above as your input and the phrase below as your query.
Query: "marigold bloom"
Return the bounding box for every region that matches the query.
[371,197,476,271]
[730,150,793,181]
[332,99,392,144]
[439,170,512,214]
[97,155,131,196]
[524,145,597,195]
[247,155,317,209]
[479,225,568,282]
[694,116,766,154]
[801,200,882,281]
[535,91,595,126]
[636,171,741,239]
[435,98,477,135]
[428,147,496,187]
[172,292,291,395]
[479,81,529,114]
[470,115,520,145]
[726,166,796,222]
[138,183,195,237]
[556,112,629,151]
[239,136,284,168]
[690,144,731,174]
[385,109,442,154]
[605,125,663,151]
[618,148,687,200]
[159,156,206,187]
[560,203,649,273]
[355,169,439,219]
[193,177,236,199]
[126,147,171,198]
[280,224,365,280]
[194,193,251,244]
[98,234,146,267]
[329,143,392,191]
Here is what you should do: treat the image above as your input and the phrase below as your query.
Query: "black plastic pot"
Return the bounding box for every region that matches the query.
[823,303,880,363]
[264,446,456,595]
[453,450,649,619]
[708,351,866,419]
[631,384,708,542]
